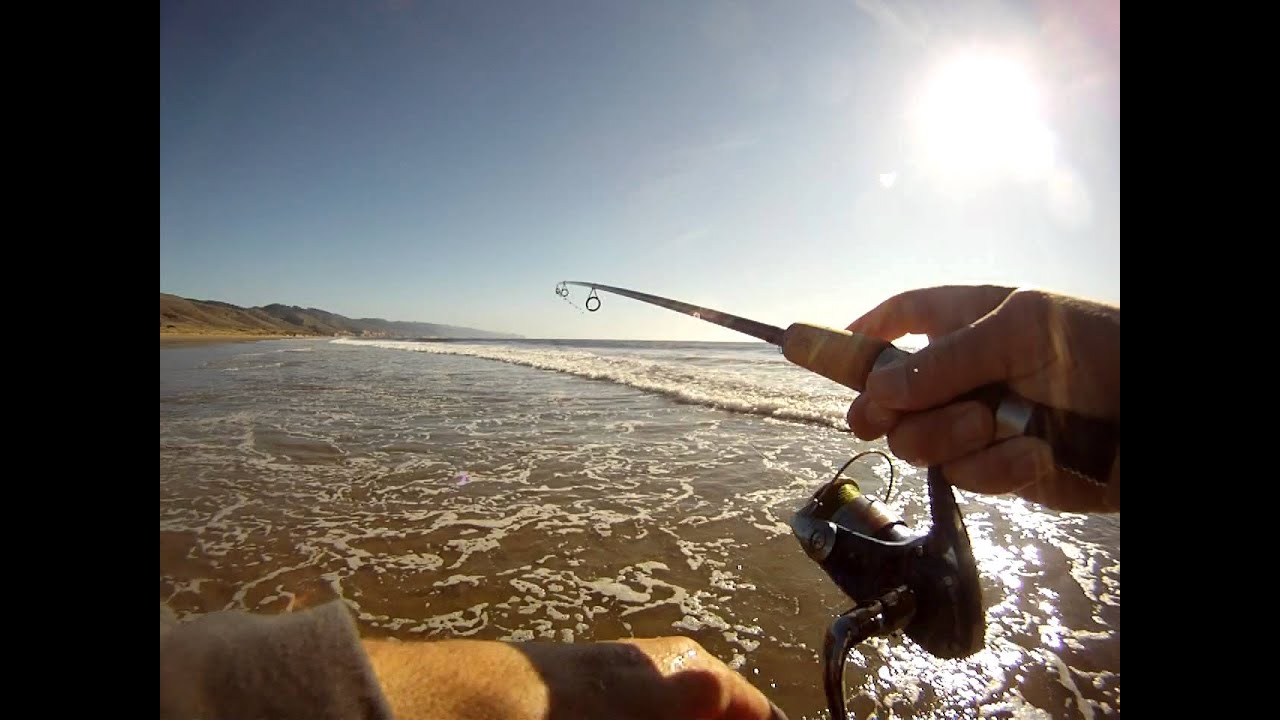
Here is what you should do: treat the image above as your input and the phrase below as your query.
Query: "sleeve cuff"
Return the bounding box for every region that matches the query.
[160,600,394,720]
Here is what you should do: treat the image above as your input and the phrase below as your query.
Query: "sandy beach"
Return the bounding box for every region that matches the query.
[161,337,1121,718]
[160,333,310,347]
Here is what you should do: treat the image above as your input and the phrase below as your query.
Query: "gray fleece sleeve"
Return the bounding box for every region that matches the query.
[160,600,394,720]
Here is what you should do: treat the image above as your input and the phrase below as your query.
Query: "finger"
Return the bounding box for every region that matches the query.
[846,285,1013,341]
[720,692,784,719]
[664,669,730,719]
[714,668,784,720]
[863,294,1052,411]
[882,401,993,467]
[846,396,899,440]
[943,436,1055,496]
[942,438,1121,513]
[658,653,779,720]
[1016,471,1118,514]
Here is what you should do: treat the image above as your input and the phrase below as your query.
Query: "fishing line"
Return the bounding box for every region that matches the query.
[744,441,774,463]
[554,281,587,314]
[746,442,898,504]
[831,449,898,504]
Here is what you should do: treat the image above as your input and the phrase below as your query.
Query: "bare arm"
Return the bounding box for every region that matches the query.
[363,635,783,720]
[160,601,783,720]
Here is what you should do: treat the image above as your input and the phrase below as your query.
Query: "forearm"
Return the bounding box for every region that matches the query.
[162,602,780,720]
[364,636,782,720]
[362,639,549,720]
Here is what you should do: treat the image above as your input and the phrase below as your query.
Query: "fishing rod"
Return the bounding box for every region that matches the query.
[554,280,1116,483]
[554,280,1119,718]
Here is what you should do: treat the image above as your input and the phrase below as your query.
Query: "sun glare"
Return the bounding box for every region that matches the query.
[911,51,1055,183]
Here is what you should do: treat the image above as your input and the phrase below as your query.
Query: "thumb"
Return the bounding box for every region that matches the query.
[863,300,1031,411]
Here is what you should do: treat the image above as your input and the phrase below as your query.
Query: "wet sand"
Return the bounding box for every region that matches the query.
[161,338,1120,718]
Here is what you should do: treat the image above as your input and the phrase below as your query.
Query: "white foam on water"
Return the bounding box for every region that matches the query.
[584,578,651,604]
[408,603,491,636]
[1043,648,1096,720]
[163,338,1121,718]
[226,553,327,610]
[433,574,483,588]
[333,339,851,429]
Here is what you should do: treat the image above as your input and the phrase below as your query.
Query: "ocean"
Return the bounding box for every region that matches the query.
[159,337,1119,719]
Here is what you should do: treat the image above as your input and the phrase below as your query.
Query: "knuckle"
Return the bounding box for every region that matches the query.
[662,636,707,655]
[885,425,921,462]
[851,424,880,441]
[884,430,908,459]
[902,345,946,399]
[1003,288,1050,321]
[942,458,981,491]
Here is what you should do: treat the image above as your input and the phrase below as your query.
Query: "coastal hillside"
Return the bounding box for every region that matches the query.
[160,294,520,339]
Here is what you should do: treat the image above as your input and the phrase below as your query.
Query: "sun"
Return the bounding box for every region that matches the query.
[910,50,1055,183]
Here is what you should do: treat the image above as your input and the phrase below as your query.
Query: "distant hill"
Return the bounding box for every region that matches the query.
[160,294,521,339]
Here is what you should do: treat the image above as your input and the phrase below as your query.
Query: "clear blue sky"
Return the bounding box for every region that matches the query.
[160,0,1118,340]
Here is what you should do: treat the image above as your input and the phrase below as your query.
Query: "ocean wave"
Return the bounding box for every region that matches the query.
[333,339,853,429]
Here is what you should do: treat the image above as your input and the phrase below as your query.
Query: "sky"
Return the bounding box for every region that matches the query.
[160,0,1119,341]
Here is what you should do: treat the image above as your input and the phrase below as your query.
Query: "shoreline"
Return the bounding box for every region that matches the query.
[160,333,319,347]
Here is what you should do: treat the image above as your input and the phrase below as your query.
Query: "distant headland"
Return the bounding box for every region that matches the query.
[160,293,520,342]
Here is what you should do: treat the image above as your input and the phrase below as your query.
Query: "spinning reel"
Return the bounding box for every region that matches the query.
[790,453,984,719]
[547,281,1112,718]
